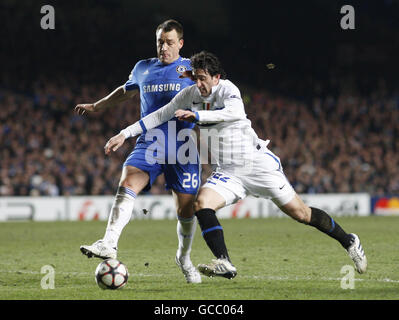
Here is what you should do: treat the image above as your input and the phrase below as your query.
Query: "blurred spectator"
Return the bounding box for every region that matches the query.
[0,78,397,197]
[246,89,399,196]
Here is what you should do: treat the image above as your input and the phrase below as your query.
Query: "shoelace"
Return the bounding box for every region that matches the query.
[210,259,230,273]
[349,242,365,261]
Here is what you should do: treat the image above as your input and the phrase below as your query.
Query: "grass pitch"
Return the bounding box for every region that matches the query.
[0,216,398,300]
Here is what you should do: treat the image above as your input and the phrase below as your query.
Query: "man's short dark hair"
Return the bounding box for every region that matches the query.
[190,51,226,79]
[156,19,184,39]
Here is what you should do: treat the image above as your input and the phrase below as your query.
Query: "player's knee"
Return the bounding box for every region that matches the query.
[193,197,206,212]
[118,167,149,193]
[120,178,134,190]
[177,203,194,218]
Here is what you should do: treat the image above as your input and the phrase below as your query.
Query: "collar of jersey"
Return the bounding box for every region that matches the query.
[210,80,222,95]
[194,80,221,100]
[156,56,182,66]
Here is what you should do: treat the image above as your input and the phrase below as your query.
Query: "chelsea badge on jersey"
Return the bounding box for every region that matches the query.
[176,65,187,74]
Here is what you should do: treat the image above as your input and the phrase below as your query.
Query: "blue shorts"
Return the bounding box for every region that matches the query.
[123,141,201,194]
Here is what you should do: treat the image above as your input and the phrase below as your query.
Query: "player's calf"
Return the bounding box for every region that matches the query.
[307,207,354,249]
[280,196,353,249]
[195,208,231,262]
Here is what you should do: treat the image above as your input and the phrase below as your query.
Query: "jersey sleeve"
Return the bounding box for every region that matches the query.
[195,84,246,123]
[124,63,140,91]
[120,86,193,138]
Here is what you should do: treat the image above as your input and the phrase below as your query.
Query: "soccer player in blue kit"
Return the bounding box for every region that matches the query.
[75,20,202,283]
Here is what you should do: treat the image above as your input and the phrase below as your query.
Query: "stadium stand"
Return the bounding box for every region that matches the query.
[1,1,397,197]
[0,79,397,196]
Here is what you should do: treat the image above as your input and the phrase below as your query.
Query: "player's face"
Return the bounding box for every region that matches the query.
[193,69,220,97]
[156,29,183,64]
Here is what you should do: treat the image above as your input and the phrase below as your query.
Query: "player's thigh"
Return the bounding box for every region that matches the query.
[278,193,311,224]
[194,187,227,212]
[119,165,150,194]
[198,171,247,211]
[246,167,295,208]
[172,190,196,218]
[123,144,163,192]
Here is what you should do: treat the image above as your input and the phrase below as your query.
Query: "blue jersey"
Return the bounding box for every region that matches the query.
[123,56,200,194]
[124,56,195,147]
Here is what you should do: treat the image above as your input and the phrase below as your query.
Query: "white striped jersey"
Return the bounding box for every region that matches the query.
[121,79,263,173]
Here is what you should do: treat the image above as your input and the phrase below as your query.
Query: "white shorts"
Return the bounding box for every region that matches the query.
[202,148,295,207]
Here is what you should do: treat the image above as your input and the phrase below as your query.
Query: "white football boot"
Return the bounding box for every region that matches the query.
[198,258,237,279]
[347,233,367,274]
[175,256,202,283]
[80,240,117,259]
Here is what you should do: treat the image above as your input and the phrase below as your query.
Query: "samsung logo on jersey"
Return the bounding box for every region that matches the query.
[143,83,181,93]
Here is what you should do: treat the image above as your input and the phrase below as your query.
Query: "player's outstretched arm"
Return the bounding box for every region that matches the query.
[119,87,191,139]
[75,85,138,115]
[119,102,178,139]
[103,99,178,155]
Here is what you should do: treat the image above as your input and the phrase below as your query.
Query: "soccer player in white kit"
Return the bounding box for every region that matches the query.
[105,51,368,279]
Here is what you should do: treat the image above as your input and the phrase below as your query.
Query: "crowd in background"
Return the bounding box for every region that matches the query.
[1,78,398,197]
[1,0,398,198]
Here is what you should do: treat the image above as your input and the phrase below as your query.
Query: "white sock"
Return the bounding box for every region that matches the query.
[176,216,197,265]
[103,186,136,248]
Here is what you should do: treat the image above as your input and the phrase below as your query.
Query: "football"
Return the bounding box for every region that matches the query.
[95,259,129,290]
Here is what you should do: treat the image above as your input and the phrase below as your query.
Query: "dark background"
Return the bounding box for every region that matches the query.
[0,0,398,197]
[2,0,398,96]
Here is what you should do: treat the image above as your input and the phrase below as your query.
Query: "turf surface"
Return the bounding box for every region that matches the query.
[0,216,398,300]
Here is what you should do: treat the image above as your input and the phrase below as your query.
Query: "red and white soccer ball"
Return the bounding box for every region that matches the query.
[95,259,129,290]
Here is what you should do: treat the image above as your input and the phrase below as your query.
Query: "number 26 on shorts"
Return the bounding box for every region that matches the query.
[182,173,198,189]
